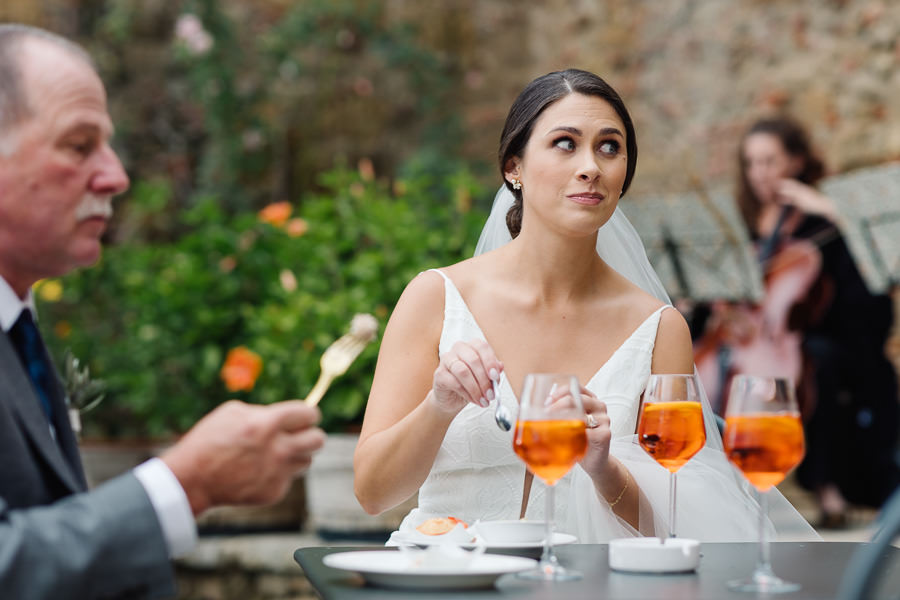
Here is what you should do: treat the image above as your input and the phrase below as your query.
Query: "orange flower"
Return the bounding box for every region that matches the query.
[54,320,72,339]
[220,346,263,392]
[258,202,292,227]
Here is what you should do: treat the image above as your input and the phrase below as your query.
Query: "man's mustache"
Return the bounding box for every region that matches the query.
[74,194,113,221]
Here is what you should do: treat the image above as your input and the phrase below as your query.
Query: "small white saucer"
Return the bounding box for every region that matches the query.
[609,537,700,574]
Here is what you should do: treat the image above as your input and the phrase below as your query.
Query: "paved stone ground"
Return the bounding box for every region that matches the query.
[176,531,370,600]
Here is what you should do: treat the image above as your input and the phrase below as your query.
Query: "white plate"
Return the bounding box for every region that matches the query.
[323,550,537,590]
[392,530,578,553]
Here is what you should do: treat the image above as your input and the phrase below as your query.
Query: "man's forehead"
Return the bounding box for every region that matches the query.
[19,37,112,136]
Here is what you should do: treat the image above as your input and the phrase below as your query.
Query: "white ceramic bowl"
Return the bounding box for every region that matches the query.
[608,537,701,573]
[472,520,547,544]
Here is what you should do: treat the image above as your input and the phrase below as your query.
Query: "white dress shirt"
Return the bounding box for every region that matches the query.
[0,276,196,557]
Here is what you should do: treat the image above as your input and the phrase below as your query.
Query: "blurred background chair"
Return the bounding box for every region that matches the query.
[837,487,900,600]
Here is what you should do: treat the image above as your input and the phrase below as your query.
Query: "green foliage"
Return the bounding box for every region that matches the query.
[31,0,487,439]
[39,166,486,437]
[105,0,462,213]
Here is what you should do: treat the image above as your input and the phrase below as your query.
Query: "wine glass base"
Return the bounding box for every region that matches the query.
[516,565,582,582]
[727,574,801,594]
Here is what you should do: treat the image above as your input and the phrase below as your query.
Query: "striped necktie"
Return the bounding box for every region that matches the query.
[8,309,55,422]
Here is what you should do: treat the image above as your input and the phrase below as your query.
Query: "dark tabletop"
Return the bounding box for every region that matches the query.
[294,542,900,600]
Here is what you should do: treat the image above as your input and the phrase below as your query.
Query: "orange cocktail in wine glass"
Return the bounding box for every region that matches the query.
[638,373,706,539]
[514,419,588,485]
[512,373,587,581]
[723,375,805,594]
[725,414,805,490]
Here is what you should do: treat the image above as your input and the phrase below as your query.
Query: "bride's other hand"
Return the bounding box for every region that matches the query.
[579,388,613,478]
[579,387,636,517]
[430,340,503,414]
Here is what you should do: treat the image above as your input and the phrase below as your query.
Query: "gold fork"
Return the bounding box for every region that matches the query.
[304,333,369,407]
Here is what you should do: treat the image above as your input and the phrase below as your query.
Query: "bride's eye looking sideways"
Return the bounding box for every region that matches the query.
[550,133,621,157]
[553,136,575,151]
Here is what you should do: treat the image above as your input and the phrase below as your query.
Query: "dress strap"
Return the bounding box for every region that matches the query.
[425,268,455,305]
[425,268,470,317]
[426,268,450,283]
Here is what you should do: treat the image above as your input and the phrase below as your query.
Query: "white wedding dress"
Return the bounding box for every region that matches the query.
[390,185,819,544]
[392,269,798,542]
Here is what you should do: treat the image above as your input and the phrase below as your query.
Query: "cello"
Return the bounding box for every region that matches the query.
[695,205,832,414]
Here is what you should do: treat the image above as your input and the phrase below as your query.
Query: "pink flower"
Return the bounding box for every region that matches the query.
[285,218,308,237]
[357,158,375,182]
[279,269,298,293]
[175,14,214,55]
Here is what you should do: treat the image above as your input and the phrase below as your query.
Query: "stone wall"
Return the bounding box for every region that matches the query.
[4,0,897,199]
[388,0,900,199]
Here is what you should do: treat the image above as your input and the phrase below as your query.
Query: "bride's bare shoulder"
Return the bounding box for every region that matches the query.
[439,253,497,287]
[401,268,445,301]
[401,256,488,302]
[614,281,694,373]
[607,269,690,355]
[387,270,448,334]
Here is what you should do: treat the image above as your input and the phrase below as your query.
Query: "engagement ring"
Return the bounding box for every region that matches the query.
[586,413,599,429]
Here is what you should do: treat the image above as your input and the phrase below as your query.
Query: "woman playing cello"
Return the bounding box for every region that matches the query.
[696,116,900,528]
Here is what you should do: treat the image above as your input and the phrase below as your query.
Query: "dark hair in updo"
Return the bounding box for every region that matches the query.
[736,116,825,236]
[497,68,638,238]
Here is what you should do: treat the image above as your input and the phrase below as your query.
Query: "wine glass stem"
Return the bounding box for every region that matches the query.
[754,490,774,579]
[540,484,558,573]
[668,471,677,539]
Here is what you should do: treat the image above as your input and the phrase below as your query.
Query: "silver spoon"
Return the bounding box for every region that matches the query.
[493,378,513,431]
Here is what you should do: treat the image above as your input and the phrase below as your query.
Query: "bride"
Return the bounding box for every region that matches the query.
[353,68,818,542]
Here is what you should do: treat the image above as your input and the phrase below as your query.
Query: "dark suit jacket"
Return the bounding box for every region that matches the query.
[0,328,177,599]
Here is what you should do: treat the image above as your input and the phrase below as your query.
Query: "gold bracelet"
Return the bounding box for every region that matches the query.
[606,470,630,508]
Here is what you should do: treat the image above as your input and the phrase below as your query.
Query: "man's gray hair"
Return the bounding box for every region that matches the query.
[0,24,94,153]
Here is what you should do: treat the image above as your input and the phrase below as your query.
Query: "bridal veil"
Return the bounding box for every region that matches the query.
[475,185,819,542]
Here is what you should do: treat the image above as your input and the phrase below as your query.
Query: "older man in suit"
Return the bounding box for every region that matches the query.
[0,25,325,599]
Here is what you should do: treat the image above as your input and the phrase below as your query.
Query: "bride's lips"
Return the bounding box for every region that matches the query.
[567,192,606,206]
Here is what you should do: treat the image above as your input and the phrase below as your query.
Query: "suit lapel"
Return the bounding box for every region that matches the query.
[46,356,88,489]
[0,331,84,494]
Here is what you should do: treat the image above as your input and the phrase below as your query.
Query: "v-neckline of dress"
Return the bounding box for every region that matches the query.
[437,270,666,403]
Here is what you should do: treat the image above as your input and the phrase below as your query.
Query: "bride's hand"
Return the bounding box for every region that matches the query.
[430,340,503,415]
[579,387,614,480]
